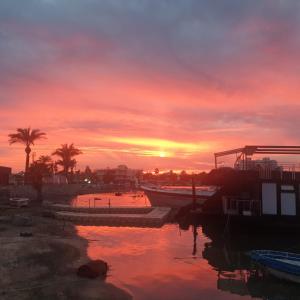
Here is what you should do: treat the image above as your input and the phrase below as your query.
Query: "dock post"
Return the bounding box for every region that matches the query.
[192,175,196,210]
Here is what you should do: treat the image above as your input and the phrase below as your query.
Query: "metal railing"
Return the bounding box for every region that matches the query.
[224,197,260,216]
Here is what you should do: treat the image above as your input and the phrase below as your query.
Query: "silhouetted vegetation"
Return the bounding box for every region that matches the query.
[202,167,259,195]
[143,169,207,185]
[52,143,82,182]
[103,169,115,184]
[8,128,46,179]
[28,156,53,201]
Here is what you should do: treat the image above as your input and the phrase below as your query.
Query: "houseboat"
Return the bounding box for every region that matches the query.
[141,185,219,208]
[199,145,300,231]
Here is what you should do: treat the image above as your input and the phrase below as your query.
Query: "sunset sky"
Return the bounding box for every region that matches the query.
[1,0,300,172]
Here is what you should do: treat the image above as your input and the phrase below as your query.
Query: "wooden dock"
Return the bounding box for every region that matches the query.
[44,204,171,227]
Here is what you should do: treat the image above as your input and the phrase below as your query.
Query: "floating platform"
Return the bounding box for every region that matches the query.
[44,204,171,227]
[45,203,153,214]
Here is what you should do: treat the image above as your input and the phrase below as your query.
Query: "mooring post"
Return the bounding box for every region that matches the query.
[192,224,198,256]
[192,175,196,210]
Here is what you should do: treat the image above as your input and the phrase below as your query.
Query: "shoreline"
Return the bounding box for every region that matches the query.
[0,184,137,202]
[0,204,132,300]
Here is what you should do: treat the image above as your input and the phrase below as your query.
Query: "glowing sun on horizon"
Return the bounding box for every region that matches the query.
[159,151,166,158]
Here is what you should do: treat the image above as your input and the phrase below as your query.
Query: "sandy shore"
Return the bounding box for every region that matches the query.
[0,205,132,300]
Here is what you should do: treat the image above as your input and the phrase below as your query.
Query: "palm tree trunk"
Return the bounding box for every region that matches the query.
[65,166,69,184]
[25,145,31,183]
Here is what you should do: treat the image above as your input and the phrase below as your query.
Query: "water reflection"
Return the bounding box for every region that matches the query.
[72,191,150,207]
[201,220,300,299]
[76,218,300,300]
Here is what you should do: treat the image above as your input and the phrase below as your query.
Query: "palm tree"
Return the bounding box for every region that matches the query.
[52,143,82,182]
[37,155,54,174]
[28,158,53,202]
[8,128,46,174]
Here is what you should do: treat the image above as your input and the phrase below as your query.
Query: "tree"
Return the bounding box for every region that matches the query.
[38,155,53,164]
[168,170,178,183]
[103,169,115,184]
[8,128,46,176]
[38,155,54,173]
[180,170,190,182]
[142,172,155,181]
[28,158,53,202]
[84,166,92,177]
[52,143,82,182]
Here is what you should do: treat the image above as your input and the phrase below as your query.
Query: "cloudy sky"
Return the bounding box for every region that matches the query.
[1,0,300,172]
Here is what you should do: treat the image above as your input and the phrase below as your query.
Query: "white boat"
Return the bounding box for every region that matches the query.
[141,185,219,208]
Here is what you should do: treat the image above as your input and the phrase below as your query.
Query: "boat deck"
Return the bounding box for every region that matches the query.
[277,259,300,267]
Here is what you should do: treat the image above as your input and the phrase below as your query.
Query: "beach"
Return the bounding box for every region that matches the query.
[0,204,132,300]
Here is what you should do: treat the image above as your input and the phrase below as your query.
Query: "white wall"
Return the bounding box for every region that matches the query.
[262,183,277,215]
[281,192,296,216]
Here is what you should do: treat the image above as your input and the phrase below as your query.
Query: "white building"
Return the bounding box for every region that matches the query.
[95,165,142,185]
[235,157,280,171]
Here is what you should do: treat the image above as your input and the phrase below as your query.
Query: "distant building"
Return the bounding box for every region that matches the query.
[43,174,68,184]
[9,172,24,185]
[234,157,280,171]
[0,166,12,185]
[95,165,142,186]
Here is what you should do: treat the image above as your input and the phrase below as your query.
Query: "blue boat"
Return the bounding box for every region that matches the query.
[249,250,300,283]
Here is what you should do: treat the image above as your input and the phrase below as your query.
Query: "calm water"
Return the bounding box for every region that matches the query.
[75,192,300,300]
[72,192,150,207]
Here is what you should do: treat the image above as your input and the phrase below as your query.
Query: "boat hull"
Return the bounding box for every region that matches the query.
[144,189,207,208]
[249,250,300,283]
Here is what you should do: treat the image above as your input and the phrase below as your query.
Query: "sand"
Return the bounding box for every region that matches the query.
[0,205,132,300]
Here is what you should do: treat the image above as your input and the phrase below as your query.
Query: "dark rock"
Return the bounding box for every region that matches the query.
[77,260,108,279]
[12,215,33,227]
[20,232,33,237]
[42,210,55,218]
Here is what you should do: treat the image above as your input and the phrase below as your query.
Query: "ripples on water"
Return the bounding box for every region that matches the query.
[75,193,300,300]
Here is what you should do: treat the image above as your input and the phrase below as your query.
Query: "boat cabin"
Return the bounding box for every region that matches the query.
[214,146,300,218]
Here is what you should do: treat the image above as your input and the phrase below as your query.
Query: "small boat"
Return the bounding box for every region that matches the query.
[9,197,29,207]
[141,185,219,208]
[249,250,300,283]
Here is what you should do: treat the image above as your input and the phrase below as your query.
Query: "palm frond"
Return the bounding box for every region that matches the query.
[8,128,46,145]
[52,144,82,173]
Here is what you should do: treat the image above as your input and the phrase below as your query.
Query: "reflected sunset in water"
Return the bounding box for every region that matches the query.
[76,223,300,300]
[76,225,242,300]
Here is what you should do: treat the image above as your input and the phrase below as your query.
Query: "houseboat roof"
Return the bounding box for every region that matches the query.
[214,145,300,169]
